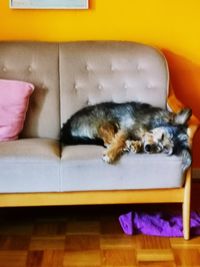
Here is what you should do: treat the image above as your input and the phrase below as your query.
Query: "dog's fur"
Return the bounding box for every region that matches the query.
[60,101,192,170]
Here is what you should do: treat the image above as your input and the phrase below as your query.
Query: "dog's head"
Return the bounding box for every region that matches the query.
[140,107,192,154]
[142,127,174,154]
[142,124,191,171]
[142,124,189,155]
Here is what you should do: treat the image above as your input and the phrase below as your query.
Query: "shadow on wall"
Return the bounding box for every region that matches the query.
[21,84,48,138]
[88,0,95,9]
[163,49,200,167]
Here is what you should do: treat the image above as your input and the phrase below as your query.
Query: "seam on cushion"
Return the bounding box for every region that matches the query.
[59,158,62,192]
[0,162,59,164]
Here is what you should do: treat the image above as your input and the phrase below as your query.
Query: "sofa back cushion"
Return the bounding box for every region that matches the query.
[59,41,169,126]
[0,41,169,138]
[0,42,60,139]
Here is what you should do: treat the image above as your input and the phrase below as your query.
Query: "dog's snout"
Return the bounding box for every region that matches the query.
[144,143,160,153]
[144,144,151,153]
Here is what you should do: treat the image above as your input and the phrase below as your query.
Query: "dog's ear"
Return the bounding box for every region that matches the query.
[174,108,192,125]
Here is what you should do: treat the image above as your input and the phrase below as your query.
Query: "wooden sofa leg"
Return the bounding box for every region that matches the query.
[182,168,191,240]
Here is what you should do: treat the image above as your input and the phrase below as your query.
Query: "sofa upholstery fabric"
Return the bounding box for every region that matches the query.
[61,145,184,192]
[0,138,60,193]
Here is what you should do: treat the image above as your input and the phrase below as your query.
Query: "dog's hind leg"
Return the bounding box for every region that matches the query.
[98,122,117,147]
[102,130,127,163]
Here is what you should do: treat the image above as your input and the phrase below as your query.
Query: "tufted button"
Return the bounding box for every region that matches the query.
[136,63,143,72]
[86,99,91,106]
[147,83,154,89]
[74,83,79,92]
[111,64,115,72]
[123,83,128,90]
[28,66,32,72]
[2,66,7,72]
[85,64,90,71]
[97,84,103,90]
[41,84,46,89]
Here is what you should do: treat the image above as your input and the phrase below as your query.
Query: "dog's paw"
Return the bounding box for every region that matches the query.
[102,154,112,163]
[130,140,142,153]
[124,140,132,152]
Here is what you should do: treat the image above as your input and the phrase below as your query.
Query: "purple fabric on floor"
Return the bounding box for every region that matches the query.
[119,211,200,237]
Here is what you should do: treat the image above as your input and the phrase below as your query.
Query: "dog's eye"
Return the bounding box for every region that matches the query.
[161,133,165,141]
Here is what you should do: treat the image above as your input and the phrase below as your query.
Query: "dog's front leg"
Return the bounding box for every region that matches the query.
[102,130,127,163]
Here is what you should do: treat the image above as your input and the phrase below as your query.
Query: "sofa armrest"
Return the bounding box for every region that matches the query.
[167,84,200,146]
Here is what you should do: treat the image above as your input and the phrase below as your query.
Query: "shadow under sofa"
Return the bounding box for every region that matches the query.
[0,41,199,240]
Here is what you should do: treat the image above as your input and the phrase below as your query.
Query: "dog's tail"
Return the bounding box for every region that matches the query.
[60,120,104,146]
[60,120,74,145]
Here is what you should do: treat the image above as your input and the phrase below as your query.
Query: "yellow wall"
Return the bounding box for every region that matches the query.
[0,0,200,166]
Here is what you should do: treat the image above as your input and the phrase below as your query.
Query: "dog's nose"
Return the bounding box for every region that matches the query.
[144,144,151,153]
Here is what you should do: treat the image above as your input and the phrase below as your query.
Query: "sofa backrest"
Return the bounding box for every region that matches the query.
[59,41,169,126]
[0,41,169,139]
[0,42,60,139]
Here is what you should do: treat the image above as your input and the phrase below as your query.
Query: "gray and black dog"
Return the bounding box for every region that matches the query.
[60,101,192,170]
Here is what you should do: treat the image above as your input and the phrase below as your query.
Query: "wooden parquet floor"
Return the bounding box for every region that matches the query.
[0,183,200,267]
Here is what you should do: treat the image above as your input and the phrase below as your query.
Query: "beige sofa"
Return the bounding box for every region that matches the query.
[0,41,199,239]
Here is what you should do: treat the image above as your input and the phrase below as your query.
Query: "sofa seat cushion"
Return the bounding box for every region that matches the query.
[0,138,60,193]
[61,145,185,192]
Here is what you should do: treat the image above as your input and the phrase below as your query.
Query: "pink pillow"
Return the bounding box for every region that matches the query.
[0,79,34,141]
